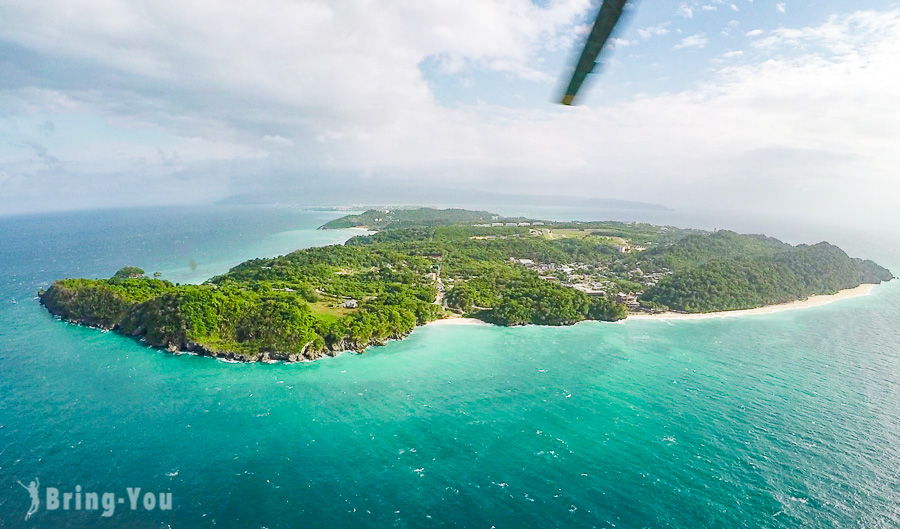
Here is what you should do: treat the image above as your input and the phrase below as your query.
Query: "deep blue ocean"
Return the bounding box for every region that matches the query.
[1,205,899,528]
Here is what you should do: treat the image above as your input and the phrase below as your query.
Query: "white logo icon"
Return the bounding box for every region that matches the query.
[18,478,40,520]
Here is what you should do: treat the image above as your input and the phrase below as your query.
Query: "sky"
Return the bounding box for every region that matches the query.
[1,0,899,226]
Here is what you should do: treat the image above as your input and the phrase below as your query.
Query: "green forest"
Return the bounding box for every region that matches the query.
[40,208,893,362]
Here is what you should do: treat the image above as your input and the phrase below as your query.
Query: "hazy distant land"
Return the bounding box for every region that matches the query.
[215,188,671,211]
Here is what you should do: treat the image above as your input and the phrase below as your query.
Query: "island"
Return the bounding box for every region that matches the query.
[39,208,894,362]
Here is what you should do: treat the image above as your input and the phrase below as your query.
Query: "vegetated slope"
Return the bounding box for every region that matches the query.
[320,208,506,230]
[41,245,445,361]
[641,237,893,312]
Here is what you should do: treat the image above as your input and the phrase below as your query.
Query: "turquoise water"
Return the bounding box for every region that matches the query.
[1,206,899,528]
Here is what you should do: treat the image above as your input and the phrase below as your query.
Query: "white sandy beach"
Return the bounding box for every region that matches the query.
[425,316,491,327]
[422,283,880,328]
[627,283,877,321]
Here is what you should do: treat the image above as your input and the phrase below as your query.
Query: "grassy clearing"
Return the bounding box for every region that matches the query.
[309,300,356,318]
[542,229,627,245]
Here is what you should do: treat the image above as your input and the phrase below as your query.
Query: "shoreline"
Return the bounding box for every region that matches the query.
[425,316,491,327]
[343,227,376,235]
[264,281,885,347]
[424,283,881,328]
[43,282,884,366]
[627,283,877,321]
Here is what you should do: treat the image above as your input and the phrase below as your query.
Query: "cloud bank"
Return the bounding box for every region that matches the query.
[1,2,898,228]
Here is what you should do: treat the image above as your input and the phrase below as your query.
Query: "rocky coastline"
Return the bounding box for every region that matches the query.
[39,285,415,364]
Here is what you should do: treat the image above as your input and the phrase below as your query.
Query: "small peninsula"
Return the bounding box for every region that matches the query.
[39,208,893,362]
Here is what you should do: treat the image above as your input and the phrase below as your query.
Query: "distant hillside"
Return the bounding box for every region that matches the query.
[641,236,894,312]
[320,208,526,229]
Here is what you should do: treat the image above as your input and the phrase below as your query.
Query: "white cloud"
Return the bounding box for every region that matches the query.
[0,0,593,129]
[262,135,295,147]
[1,3,899,226]
[678,2,694,18]
[777,3,786,14]
[721,20,741,37]
[675,33,709,50]
[638,24,670,40]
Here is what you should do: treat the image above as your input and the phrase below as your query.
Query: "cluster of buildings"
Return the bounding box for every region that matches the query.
[509,258,576,275]
[627,268,669,286]
[509,256,671,310]
[473,221,545,228]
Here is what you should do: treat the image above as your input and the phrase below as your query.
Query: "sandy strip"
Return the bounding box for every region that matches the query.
[421,283,880,328]
[425,317,491,327]
[627,283,878,321]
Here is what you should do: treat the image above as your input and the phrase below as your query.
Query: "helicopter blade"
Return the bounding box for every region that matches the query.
[560,0,630,105]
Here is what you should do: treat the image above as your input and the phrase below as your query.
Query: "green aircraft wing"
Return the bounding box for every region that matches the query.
[560,0,631,105]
